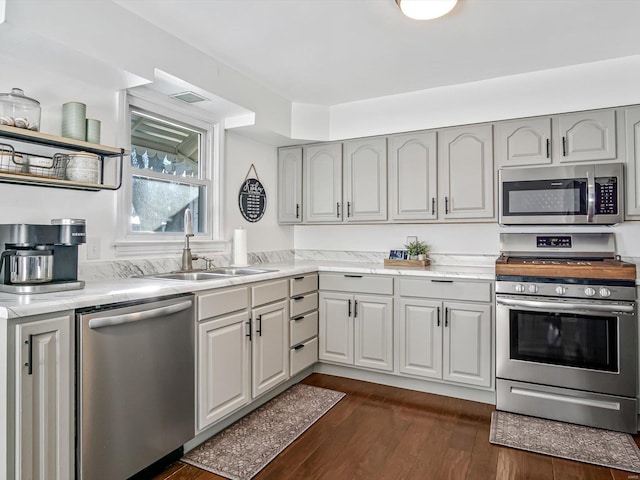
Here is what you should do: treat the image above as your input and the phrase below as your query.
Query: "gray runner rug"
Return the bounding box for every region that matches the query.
[182,384,345,480]
[490,411,640,473]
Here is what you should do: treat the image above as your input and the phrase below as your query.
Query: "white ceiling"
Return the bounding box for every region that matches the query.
[115,0,640,106]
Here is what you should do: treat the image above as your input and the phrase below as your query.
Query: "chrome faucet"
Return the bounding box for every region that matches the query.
[181,208,199,271]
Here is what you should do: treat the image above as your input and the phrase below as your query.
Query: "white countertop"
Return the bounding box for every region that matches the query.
[0,260,496,320]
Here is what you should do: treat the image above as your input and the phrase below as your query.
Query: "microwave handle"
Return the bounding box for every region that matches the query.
[587,169,595,223]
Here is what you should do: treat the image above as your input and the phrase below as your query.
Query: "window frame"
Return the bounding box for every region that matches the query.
[115,90,225,257]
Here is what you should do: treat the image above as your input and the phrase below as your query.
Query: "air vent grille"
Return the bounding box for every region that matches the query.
[170,91,208,104]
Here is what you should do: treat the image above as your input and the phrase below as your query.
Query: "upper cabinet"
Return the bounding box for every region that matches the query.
[438,124,494,220]
[343,137,387,222]
[388,131,437,221]
[624,106,640,217]
[494,117,552,167]
[277,146,303,224]
[496,109,618,167]
[303,143,343,223]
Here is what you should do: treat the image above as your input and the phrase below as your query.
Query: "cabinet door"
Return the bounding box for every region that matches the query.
[494,117,552,167]
[557,110,617,163]
[398,298,442,379]
[278,146,303,223]
[303,143,343,223]
[388,131,438,220]
[343,137,387,222]
[15,314,72,480]
[354,295,393,372]
[625,107,640,217]
[442,302,491,387]
[318,292,353,365]
[438,124,494,219]
[252,300,289,398]
[197,311,250,431]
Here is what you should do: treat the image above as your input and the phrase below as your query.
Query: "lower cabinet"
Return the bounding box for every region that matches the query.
[319,274,394,372]
[289,274,319,375]
[13,312,73,480]
[251,299,289,398]
[398,279,493,388]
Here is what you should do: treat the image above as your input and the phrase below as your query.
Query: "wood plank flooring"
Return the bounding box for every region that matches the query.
[153,373,640,480]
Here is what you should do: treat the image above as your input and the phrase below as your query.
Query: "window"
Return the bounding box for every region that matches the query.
[116,92,222,255]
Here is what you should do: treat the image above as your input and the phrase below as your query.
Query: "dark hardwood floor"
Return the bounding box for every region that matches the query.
[154,374,640,480]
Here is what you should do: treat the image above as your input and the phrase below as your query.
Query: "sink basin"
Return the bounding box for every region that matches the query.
[146,272,233,281]
[206,267,276,275]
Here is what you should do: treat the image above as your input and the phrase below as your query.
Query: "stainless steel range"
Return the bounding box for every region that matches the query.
[495,232,638,433]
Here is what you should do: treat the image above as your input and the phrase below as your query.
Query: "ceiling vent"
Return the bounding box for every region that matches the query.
[170,91,208,104]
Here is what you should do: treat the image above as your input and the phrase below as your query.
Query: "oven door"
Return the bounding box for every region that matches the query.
[496,295,637,397]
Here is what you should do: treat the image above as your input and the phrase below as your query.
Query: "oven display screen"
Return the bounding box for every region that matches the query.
[536,236,572,248]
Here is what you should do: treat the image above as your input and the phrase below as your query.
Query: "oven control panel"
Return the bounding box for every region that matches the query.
[496,281,636,302]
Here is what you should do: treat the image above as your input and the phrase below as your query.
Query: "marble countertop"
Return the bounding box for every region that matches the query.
[0,260,496,320]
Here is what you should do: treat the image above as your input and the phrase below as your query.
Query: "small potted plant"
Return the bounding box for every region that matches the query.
[405,240,429,261]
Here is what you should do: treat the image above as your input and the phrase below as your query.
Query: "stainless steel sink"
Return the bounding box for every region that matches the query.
[206,267,276,275]
[145,272,233,281]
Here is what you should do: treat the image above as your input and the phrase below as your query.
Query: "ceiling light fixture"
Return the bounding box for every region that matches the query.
[396,0,457,20]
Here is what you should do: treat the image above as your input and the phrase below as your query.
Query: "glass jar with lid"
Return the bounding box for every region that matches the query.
[0,88,41,131]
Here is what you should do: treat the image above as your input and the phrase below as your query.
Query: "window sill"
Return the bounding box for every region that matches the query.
[114,239,228,258]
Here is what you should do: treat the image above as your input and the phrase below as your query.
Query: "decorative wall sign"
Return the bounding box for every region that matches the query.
[239,164,267,222]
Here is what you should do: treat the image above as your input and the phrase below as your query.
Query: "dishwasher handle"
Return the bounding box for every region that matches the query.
[88,300,193,329]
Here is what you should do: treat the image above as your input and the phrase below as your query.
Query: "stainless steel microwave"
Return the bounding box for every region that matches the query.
[499,162,623,225]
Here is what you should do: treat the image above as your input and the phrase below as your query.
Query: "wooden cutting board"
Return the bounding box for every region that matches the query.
[495,257,637,281]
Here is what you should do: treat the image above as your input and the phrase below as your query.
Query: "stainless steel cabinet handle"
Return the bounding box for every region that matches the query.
[496,297,635,313]
[256,314,262,336]
[88,300,193,329]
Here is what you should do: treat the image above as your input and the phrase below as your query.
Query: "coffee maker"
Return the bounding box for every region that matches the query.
[0,219,86,294]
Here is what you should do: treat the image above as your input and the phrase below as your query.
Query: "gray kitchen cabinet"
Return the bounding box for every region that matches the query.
[278,146,303,223]
[13,312,73,480]
[343,137,387,222]
[556,110,617,163]
[196,287,250,431]
[388,131,438,221]
[303,143,343,223]
[494,117,552,168]
[624,106,640,217]
[250,280,289,398]
[289,273,319,375]
[319,273,394,372]
[397,278,492,388]
[438,124,494,220]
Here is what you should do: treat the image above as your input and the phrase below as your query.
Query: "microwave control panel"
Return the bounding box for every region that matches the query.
[595,177,618,214]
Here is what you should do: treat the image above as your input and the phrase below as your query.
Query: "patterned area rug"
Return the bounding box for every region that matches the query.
[490,411,640,473]
[182,384,345,480]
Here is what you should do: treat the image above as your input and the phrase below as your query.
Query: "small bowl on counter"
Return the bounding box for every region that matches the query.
[65,152,100,184]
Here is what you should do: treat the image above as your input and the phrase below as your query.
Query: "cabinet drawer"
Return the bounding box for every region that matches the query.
[290,273,318,296]
[290,291,318,317]
[290,337,318,376]
[320,273,393,295]
[251,279,288,307]
[398,278,492,302]
[198,286,249,321]
[290,310,318,347]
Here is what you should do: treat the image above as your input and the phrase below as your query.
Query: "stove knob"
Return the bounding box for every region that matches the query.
[528,284,538,294]
[599,287,611,298]
[555,286,567,295]
[584,287,596,297]
[515,284,525,293]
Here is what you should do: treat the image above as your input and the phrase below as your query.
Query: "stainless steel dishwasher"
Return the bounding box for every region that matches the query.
[76,295,195,480]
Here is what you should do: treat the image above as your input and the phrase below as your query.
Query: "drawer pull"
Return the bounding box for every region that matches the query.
[431,279,453,283]
[293,315,305,321]
[292,296,304,301]
[294,276,305,280]
[344,274,363,278]
[294,344,305,351]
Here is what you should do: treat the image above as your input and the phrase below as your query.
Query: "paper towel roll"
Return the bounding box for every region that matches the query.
[232,228,248,267]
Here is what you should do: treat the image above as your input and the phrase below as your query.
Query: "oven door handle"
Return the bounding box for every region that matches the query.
[496,297,635,314]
